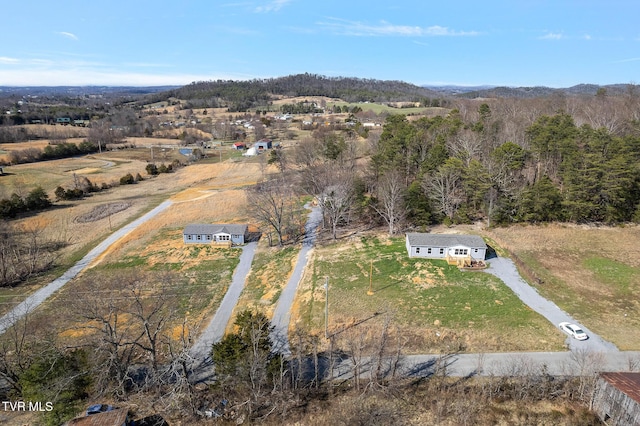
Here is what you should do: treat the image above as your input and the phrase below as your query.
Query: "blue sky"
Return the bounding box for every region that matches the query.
[1,0,639,87]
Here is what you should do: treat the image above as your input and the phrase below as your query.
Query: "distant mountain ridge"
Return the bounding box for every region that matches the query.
[0,86,180,98]
[429,83,637,98]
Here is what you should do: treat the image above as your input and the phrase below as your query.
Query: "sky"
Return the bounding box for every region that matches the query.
[1,0,639,88]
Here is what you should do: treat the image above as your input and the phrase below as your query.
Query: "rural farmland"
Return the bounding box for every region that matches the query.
[0,76,639,425]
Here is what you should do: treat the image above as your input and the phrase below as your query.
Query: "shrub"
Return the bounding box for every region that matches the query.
[119,173,135,185]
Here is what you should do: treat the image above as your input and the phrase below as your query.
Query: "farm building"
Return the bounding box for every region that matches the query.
[593,372,640,425]
[183,224,248,245]
[232,142,246,150]
[254,139,272,151]
[406,233,487,266]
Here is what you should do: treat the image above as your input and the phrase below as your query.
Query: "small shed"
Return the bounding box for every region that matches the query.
[232,142,246,150]
[254,139,272,151]
[593,372,640,426]
[406,233,487,264]
[183,224,248,245]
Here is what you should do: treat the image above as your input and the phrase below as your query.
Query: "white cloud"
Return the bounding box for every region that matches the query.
[254,0,292,13]
[612,57,640,64]
[0,57,20,64]
[317,18,479,37]
[539,32,564,40]
[58,31,79,41]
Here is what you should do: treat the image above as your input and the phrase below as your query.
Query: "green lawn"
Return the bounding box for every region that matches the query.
[297,236,564,353]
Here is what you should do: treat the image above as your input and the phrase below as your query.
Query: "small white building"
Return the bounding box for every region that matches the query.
[242,147,258,156]
[405,233,487,262]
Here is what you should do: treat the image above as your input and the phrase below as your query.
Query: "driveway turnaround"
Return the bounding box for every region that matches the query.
[0,200,174,336]
[484,256,619,353]
[270,204,323,355]
[189,241,258,361]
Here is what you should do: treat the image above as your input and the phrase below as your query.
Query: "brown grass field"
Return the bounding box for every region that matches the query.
[0,153,266,320]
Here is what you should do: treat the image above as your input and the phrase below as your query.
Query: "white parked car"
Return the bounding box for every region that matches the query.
[559,322,588,341]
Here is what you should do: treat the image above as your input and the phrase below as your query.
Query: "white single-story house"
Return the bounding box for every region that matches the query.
[183,224,248,245]
[406,233,487,261]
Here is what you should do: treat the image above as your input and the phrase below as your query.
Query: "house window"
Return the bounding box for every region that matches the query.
[207,235,212,240]
[427,248,431,254]
[187,235,192,240]
[439,248,444,254]
[415,247,420,254]
[197,235,201,240]
[474,249,478,253]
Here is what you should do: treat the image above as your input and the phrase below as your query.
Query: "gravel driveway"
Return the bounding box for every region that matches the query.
[484,256,618,353]
[270,204,323,355]
[0,200,174,336]
[189,241,258,362]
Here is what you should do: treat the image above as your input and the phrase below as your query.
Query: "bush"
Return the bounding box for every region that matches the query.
[145,163,159,175]
[120,173,135,185]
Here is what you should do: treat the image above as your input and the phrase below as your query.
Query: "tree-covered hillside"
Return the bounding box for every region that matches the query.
[152,73,443,110]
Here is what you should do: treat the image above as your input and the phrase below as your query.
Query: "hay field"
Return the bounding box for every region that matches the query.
[486,224,640,350]
[0,137,88,162]
[0,155,149,196]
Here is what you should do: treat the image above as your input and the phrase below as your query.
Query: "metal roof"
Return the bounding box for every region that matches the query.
[66,409,129,426]
[406,233,487,249]
[600,372,640,404]
[183,224,248,235]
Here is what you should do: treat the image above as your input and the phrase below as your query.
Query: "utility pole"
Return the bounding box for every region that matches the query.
[324,276,329,339]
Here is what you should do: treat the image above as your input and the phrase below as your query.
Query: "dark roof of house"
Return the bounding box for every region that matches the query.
[183,224,248,235]
[406,233,487,249]
[600,372,640,404]
[66,409,128,426]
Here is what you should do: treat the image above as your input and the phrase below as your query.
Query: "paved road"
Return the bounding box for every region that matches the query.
[0,200,173,335]
[483,256,618,353]
[189,241,258,363]
[326,350,640,380]
[270,204,323,355]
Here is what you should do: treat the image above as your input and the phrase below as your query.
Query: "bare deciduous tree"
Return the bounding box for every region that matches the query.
[371,170,406,236]
[423,158,465,221]
[247,178,300,246]
[317,175,355,240]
